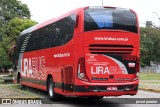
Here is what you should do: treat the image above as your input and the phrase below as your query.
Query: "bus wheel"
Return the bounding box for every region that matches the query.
[88,96,104,100]
[19,78,25,90]
[47,78,60,101]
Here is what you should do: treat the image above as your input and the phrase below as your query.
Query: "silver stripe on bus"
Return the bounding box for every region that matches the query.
[24,38,29,41]
[23,41,28,44]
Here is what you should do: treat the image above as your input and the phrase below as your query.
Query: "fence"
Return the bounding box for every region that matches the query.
[141,64,160,73]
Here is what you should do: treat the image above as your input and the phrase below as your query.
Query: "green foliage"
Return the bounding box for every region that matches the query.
[2,17,37,50]
[0,0,37,71]
[0,0,31,27]
[140,27,160,66]
[0,18,37,70]
[0,44,12,69]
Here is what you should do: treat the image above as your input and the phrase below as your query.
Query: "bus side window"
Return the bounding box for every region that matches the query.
[25,14,77,51]
[58,14,76,45]
[63,34,72,44]
[47,23,58,47]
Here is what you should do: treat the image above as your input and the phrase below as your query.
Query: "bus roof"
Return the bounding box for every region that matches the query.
[20,6,134,36]
[20,7,83,36]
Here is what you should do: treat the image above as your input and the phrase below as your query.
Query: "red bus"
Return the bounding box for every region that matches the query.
[12,6,140,100]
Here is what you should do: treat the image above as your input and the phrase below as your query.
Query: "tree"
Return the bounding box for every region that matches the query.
[0,44,12,71]
[0,0,31,27]
[0,17,37,71]
[140,27,160,66]
[2,17,37,50]
[0,0,31,42]
[0,0,35,71]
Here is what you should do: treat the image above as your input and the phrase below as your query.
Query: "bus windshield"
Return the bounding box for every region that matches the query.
[84,8,138,33]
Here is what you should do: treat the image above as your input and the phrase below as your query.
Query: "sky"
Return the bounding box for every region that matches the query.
[20,0,160,27]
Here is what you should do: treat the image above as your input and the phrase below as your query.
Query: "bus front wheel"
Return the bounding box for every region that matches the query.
[19,78,25,90]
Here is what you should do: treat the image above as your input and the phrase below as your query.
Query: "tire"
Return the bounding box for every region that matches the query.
[47,78,62,101]
[88,96,104,100]
[19,78,25,90]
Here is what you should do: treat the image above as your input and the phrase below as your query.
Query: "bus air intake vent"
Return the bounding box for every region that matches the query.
[89,44,133,55]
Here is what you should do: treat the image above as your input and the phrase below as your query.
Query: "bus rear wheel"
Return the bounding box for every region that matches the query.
[47,78,61,101]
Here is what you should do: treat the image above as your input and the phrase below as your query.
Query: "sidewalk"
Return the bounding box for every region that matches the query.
[139,80,160,93]
[0,74,13,83]
[0,75,8,79]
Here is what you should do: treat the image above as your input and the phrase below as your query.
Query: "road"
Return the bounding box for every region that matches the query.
[0,90,159,107]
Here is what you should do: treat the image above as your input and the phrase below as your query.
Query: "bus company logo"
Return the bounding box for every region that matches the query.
[21,56,46,78]
[91,66,127,74]
[1,99,11,104]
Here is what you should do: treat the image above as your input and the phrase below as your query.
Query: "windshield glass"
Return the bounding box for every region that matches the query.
[84,8,138,33]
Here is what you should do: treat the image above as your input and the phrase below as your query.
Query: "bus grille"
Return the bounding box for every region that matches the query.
[89,44,133,55]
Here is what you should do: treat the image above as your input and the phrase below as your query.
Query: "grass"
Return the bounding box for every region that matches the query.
[149,81,160,84]
[139,73,160,91]
[0,79,3,84]
[140,73,160,80]
[0,74,45,98]
[0,80,40,98]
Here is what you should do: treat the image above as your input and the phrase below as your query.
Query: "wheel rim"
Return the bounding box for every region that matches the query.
[49,82,54,97]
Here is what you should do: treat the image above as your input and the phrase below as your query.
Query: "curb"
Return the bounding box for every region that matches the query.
[139,88,160,93]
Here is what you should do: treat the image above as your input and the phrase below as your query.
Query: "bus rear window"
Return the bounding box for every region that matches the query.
[84,8,138,33]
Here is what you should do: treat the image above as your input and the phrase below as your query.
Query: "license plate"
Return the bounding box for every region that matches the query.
[107,86,117,91]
